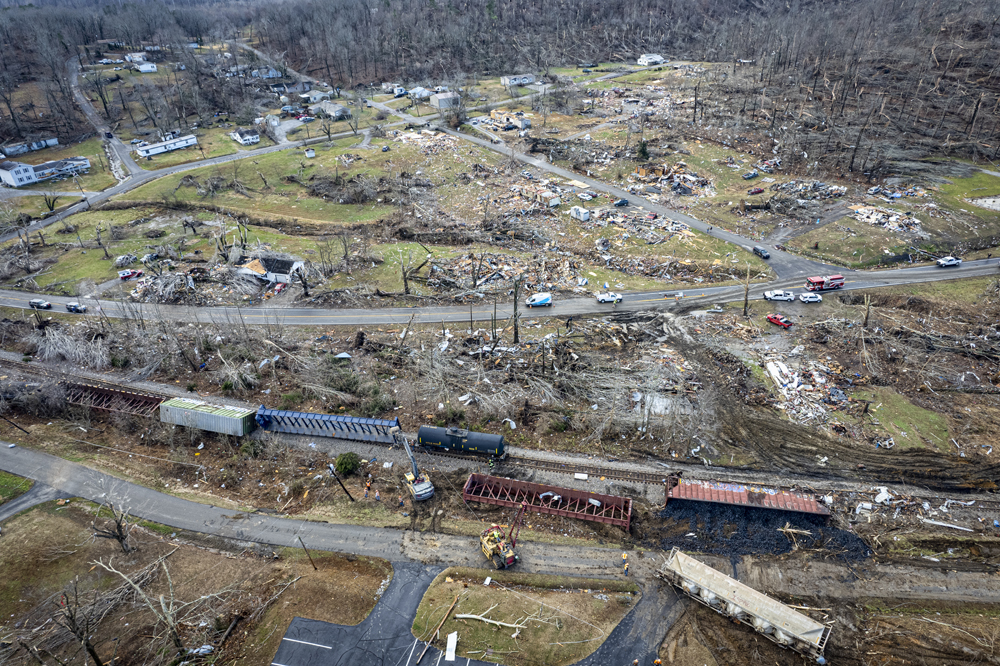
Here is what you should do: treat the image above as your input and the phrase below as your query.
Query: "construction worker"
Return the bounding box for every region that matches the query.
[364,487,369,499]
[375,490,381,501]
[654,659,662,665]
[622,552,628,563]
[398,495,405,507]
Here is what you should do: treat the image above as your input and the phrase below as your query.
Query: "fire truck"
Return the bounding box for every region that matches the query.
[804,274,845,291]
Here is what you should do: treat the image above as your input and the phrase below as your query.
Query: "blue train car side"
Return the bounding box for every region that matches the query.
[417,425,505,457]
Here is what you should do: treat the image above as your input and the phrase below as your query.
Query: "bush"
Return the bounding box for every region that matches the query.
[240,439,265,458]
[221,380,234,391]
[335,451,361,476]
[279,390,304,410]
[361,391,396,417]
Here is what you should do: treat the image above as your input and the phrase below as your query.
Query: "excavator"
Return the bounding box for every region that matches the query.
[480,501,527,569]
[391,427,434,501]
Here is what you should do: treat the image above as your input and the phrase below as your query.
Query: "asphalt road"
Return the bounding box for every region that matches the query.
[1,260,995,326]
[0,444,621,576]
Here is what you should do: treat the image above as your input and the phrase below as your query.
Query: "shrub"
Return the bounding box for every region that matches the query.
[361,391,396,417]
[335,452,361,476]
[279,390,304,410]
[240,439,265,458]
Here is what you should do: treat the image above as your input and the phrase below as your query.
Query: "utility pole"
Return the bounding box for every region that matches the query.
[743,262,751,316]
[298,536,318,570]
[327,464,355,501]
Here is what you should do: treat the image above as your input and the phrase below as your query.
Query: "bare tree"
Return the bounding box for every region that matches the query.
[742,262,751,317]
[397,247,430,295]
[85,73,114,120]
[296,266,310,297]
[91,503,134,554]
[42,192,61,213]
[512,275,523,343]
[94,556,211,656]
[54,579,108,666]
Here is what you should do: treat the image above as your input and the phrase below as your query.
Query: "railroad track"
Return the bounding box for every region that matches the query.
[505,455,669,485]
[0,359,168,417]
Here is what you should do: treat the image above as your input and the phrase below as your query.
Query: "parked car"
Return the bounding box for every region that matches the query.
[521,170,533,178]
[104,132,113,139]
[763,290,795,302]
[646,213,658,221]
[743,170,759,180]
[300,116,315,123]
[65,302,88,313]
[28,299,52,310]
[798,293,823,303]
[766,313,793,329]
[936,256,962,267]
[747,187,764,195]
[382,145,390,152]
[118,269,144,281]
[577,193,593,201]
[753,246,771,259]
[614,198,629,207]
[525,292,553,308]
[595,292,622,303]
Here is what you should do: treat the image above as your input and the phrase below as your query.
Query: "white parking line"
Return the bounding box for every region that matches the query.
[405,637,419,665]
[272,662,292,666]
[281,638,333,649]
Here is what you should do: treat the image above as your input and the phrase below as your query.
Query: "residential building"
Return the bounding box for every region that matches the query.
[299,89,331,104]
[0,161,37,187]
[637,54,665,66]
[408,86,432,99]
[569,206,590,222]
[500,74,535,86]
[137,63,157,73]
[251,67,282,79]
[313,100,352,120]
[230,128,260,146]
[31,157,90,182]
[429,91,461,109]
[236,256,304,284]
[135,134,198,158]
[0,157,90,188]
[2,138,58,157]
[125,52,147,62]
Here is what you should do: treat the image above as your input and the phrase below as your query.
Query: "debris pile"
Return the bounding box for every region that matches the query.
[850,206,924,235]
[770,180,846,200]
[392,130,458,155]
[867,185,927,199]
[631,161,714,197]
[426,253,589,294]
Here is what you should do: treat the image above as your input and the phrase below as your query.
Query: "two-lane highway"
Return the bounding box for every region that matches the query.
[1,260,994,326]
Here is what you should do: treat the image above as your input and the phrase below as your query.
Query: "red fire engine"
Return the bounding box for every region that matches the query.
[804,274,845,291]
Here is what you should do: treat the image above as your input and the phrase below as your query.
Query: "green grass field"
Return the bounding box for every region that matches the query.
[0,471,32,506]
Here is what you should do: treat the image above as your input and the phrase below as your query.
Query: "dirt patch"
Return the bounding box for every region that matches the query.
[412,567,638,666]
[0,501,391,666]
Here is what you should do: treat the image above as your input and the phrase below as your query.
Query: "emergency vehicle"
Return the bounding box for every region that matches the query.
[804,275,845,291]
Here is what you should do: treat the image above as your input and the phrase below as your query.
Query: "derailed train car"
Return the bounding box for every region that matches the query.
[159,400,504,461]
[417,425,505,457]
[656,548,831,664]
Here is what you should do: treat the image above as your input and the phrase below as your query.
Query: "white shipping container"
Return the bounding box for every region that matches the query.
[160,398,257,436]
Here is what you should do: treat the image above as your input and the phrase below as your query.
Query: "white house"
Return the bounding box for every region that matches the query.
[299,89,331,104]
[637,54,665,66]
[313,100,351,119]
[2,137,58,156]
[251,67,282,79]
[137,63,157,73]
[500,74,535,86]
[135,134,198,158]
[408,86,432,99]
[31,157,90,182]
[0,161,37,187]
[230,128,260,146]
[125,52,147,63]
[569,206,590,222]
[429,91,461,109]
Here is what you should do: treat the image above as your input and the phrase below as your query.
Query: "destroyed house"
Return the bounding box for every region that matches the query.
[236,256,304,283]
